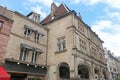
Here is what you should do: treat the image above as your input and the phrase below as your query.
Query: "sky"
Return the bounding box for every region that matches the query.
[0,0,120,57]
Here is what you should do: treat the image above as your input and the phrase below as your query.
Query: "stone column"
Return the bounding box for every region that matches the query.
[90,62,95,80]
[74,52,78,79]
[99,66,104,80]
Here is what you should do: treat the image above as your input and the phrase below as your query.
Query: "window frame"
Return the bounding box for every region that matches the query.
[33,15,37,22]
[79,38,87,54]
[31,51,40,63]
[57,36,66,52]
[0,21,3,31]
[19,48,28,61]
[34,33,42,43]
[24,28,31,38]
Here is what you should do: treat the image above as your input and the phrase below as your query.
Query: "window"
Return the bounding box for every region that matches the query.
[59,63,70,79]
[78,22,84,33]
[79,38,87,53]
[24,25,44,43]
[99,52,103,60]
[19,44,42,63]
[33,15,37,22]
[78,65,89,79]
[34,33,44,43]
[24,26,31,38]
[57,36,66,52]
[0,21,3,31]
[34,32,40,42]
[91,47,98,58]
[31,51,40,63]
[19,48,28,61]
[59,66,70,79]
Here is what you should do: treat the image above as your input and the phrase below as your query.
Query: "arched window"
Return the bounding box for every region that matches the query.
[94,68,99,80]
[103,70,107,80]
[59,63,70,79]
[78,65,89,79]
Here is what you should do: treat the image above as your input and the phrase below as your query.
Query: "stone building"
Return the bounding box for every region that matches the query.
[0,6,13,66]
[104,48,120,80]
[41,3,108,80]
[3,10,48,80]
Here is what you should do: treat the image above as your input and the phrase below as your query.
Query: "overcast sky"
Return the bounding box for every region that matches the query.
[0,0,120,57]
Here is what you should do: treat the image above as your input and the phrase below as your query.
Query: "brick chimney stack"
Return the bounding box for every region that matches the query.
[51,3,57,19]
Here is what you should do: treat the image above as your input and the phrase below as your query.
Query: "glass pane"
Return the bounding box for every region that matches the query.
[0,21,3,28]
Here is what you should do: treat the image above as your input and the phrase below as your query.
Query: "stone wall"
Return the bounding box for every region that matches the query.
[0,7,13,65]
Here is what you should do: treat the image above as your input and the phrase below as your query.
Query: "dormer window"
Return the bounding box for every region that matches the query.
[27,12,40,23]
[51,14,56,20]
[33,15,37,22]
[51,16,55,20]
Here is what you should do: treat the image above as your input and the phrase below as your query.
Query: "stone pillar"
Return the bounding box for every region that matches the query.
[74,53,78,78]
[70,55,76,79]
[90,63,95,80]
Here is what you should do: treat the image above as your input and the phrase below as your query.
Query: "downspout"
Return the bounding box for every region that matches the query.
[45,26,49,80]
[46,27,49,66]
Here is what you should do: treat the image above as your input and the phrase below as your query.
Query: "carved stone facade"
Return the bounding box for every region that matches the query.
[41,3,109,80]
[0,3,110,80]
[104,48,120,80]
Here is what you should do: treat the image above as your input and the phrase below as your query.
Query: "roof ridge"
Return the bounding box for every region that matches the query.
[58,3,71,12]
[62,3,71,12]
[41,3,71,24]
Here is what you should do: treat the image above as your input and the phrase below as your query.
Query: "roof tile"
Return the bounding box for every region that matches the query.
[41,3,70,24]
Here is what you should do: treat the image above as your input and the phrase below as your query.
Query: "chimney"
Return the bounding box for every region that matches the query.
[51,3,57,19]
[51,3,57,14]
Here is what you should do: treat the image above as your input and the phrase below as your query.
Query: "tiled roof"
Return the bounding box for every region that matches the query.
[41,3,71,24]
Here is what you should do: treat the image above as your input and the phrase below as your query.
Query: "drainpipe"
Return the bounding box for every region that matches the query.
[46,26,49,66]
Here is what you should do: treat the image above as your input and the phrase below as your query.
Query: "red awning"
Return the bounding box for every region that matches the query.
[0,66,10,80]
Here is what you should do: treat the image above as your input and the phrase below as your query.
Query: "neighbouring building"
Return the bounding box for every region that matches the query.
[41,3,108,80]
[104,48,120,80]
[3,10,48,80]
[0,6,13,66]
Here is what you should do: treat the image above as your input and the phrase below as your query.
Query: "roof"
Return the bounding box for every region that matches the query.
[108,52,120,62]
[26,12,40,17]
[0,66,10,78]
[41,3,103,43]
[26,12,34,17]
[41,3,71,24]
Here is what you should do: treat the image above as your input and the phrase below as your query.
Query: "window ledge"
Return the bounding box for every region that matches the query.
[55,49,67,54]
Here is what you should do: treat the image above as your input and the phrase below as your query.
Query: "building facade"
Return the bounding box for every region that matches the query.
[3,11,48,80]
[0,3,111,80]
[104,48,120,80]
[0,6,13,66]
[41,3,108,80]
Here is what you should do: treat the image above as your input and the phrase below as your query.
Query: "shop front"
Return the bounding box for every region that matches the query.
[4,58,47,80]
[0,66,10,80]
